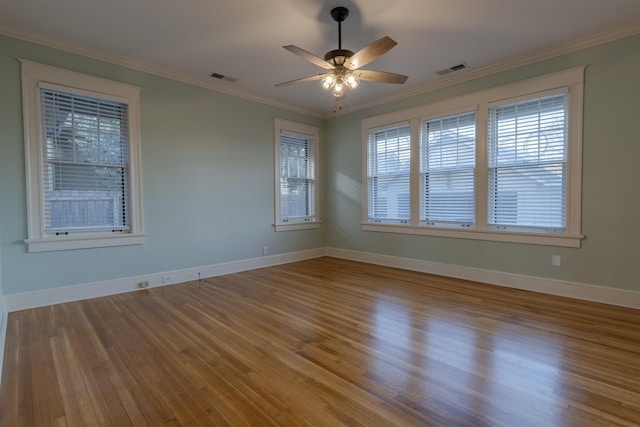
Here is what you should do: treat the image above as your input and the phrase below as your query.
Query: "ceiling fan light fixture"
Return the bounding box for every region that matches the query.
[332,78,345,98]
[345,72,360,89]
[321,74,336,90]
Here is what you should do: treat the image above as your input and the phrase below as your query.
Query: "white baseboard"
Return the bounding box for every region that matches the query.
[326,247,640,310]
[4,248,327,312]
[3,246,638,314]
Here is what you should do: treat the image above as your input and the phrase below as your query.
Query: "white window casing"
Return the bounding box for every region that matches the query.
[361,67,585,248]
[21,59,145,252]
[274,118,320,231]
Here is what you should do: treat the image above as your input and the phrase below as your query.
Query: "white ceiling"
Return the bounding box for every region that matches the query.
[2,0,640,116]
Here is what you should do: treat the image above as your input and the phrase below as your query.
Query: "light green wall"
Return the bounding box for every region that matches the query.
[0,35,324,294]
[1,33,639,297]
[324,34,640,292]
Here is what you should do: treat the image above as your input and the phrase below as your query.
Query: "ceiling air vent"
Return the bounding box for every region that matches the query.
[210,72,237,83]
[436,63,469,76]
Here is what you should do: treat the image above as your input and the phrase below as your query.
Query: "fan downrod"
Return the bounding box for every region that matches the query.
[327,6,351,62]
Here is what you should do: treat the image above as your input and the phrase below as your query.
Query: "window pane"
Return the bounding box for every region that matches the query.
[368,124,411,221]
[41,88,130,232]
[488,94,567,231]
[420,111,476,225]
[280,131,315,220]
[280,178,310,219]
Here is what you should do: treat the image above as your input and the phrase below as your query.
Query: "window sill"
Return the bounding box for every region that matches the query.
[274,221,322,232]
[25,233,146,253]
[362,223,583,248]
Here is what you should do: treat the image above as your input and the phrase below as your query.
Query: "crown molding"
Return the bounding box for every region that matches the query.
[0,24,323,118]
[2,20,639,119]
[338,19,640,116]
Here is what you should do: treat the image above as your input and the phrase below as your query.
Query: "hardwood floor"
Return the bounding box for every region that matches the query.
[1,257,640,426]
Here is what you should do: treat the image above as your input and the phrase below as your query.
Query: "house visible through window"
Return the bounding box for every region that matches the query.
[361,67,584,247]
[21,60,144,252]
[488,93,567,233]
[367,123,411,223]
[421,111,476,227]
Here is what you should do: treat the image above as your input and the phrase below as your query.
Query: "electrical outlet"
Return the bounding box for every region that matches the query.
[137,281,149,288]
[551,255,561,267]
[263,246,269,255]
[162,276,173,284]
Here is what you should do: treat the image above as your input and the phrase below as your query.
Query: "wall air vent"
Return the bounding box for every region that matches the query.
[210,72,238,83]
[436,63,469,76]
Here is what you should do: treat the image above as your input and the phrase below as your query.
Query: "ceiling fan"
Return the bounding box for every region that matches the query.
[275,6,408,100]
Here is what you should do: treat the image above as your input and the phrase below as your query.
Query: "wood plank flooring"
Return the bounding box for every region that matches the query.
[1,257,640,426]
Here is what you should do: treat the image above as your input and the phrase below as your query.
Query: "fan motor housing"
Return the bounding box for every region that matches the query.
[324,49,354,66]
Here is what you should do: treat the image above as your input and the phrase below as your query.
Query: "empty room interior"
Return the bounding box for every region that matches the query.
[1,1,640,425]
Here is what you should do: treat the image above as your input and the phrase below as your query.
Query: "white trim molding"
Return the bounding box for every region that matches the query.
[0,25,321,118]
[361,67,585,248]
[20,59,145,252]
[274,118,321,231]
[3,247,638,314]
[326,248,640,310]
[3,248,327,312]
[1,20,639,118]
[339,20,640,115]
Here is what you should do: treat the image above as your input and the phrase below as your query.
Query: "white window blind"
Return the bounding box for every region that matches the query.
[367,124,411,222]
[279,131,315,221]
[420,111,476,227]
[41,87,131,233]
[488,93,568,232]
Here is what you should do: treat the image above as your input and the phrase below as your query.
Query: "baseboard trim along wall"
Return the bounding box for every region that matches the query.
[3,248,326,312]
[326,248,640,310]
[3,247,639,313]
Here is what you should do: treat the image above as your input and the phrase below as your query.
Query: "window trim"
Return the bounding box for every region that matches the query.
[361,67,584,248]
[273,118,321,232]
[20,59,145,252]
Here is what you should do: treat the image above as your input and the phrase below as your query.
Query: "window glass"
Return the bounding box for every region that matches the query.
[421,111,476,226]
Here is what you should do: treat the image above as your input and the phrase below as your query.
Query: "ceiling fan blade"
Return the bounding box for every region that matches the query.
[356,69,408,84]
[344,36,397,70]
[275,73,328,87]
[283,45,335,70]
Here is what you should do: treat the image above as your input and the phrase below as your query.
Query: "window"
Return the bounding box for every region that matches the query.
[367,123,411,223]
[21,60,144,252]
[488,93,567,233]
[274,118,320,231]
[362,67,584,247]
[421,111,476,227]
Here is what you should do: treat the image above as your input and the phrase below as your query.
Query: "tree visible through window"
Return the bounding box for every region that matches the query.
[42,88,131,233]
[21,59,143,252]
